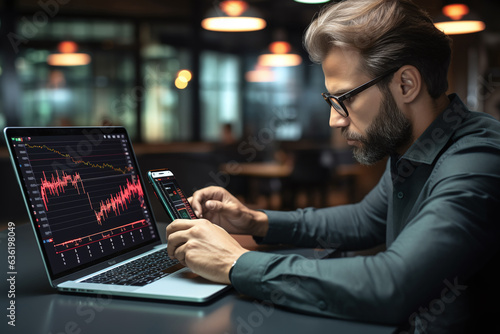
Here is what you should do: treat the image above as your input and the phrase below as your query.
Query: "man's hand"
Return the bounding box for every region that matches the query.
[166,219,249,284]
[189,186,268,237]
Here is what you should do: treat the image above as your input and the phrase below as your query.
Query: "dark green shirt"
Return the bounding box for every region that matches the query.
[231,95,500,331]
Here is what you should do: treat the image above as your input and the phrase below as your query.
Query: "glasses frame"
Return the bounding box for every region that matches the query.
[322,68,399,118]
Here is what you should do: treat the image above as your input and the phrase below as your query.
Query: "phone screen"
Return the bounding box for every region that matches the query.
[148,170,197,220]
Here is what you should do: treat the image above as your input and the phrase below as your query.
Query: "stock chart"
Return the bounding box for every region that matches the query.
[11,132,156,275]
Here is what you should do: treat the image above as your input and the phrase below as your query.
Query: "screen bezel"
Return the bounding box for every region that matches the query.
[4,126,162,281]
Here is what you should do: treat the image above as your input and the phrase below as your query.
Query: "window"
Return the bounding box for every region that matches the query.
[141,44,193,142]
[11,19,138,136]
[200,51,242,142]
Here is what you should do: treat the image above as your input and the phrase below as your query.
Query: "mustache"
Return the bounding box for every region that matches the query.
[341,128,365,142]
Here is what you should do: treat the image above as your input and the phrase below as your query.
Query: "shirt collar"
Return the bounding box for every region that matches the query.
[399,94,470,165]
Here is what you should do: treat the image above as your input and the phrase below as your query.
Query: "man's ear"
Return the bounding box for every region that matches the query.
[393,65,422,103]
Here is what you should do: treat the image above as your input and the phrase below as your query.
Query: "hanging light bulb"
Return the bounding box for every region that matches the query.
[257,41,302,67]
[47,41,91,66]
[201,1,266,32]
[293,0,330,3]
[175,69,192,89]
[442,3,469,20]
[434,3,485,35]
[245,65,275,82]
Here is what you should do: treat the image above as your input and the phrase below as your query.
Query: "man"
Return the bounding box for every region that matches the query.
[167,0,500,331]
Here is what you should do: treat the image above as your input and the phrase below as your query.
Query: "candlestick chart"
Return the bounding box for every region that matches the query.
[24,137,152,255]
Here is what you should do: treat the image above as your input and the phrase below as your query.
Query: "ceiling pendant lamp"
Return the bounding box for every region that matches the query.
[201,1,266,32]
[293,0,330,4]
[47,41,91,66]
[434,3,485,35]
[257,41,302,67]
[245,65,275,82]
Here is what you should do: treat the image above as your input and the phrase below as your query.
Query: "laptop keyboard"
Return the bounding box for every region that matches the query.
[82,248,184,286]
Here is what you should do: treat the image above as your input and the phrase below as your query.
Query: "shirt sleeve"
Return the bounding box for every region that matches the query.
[231,149,500,324]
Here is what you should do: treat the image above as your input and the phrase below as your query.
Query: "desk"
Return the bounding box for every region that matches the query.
[1,222,397,334]
[220,161,367,208]
[220,162,293,207]
[220,162,293,179]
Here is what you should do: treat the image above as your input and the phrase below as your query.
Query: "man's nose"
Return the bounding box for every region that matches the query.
[329,108,350,128]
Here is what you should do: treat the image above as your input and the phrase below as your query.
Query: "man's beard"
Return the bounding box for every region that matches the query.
[342,88,413,165]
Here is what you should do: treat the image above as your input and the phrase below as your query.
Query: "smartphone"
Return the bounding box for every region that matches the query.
[147,169,197,221]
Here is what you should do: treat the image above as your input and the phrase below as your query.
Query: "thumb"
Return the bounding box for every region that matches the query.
[205,200,225,211]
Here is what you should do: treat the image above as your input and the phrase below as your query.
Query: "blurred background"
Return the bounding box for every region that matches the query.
[1,0,500,226]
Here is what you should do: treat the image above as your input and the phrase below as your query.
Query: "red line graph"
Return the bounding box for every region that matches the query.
[40,171,86,210]
[40,170,144,225]
[94,178,144,225]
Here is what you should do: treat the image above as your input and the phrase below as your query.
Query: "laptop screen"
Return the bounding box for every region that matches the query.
[4,127,160,280]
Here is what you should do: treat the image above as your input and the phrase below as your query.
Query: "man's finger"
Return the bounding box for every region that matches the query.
[188,194,204,218]
[205,199,225,212]
[166,219,196,236]
[190,187,226,217]
[172,243,187,265]
[166,229,189,259]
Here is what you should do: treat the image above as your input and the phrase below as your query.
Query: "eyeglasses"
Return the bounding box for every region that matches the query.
[321,68,399,118]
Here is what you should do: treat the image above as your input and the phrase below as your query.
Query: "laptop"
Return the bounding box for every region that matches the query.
[3,126,230,302]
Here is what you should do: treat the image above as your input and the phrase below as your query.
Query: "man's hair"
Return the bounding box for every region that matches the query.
[304,0,452,98]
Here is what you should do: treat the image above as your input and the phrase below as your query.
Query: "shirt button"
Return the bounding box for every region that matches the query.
[317,300,327,311]
[397,192,404,199]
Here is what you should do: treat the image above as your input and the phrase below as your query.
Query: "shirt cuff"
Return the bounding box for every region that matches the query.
[253,210,299,245]
[230,251,279,300]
